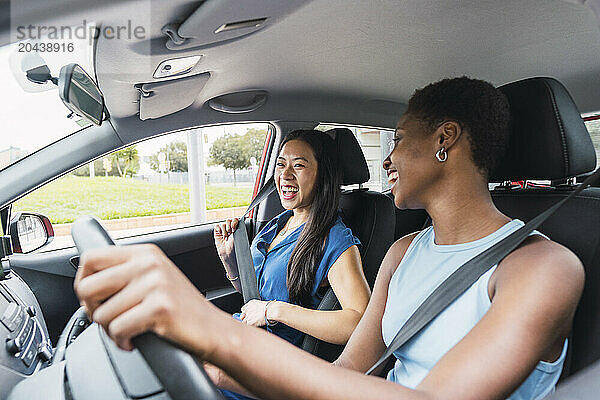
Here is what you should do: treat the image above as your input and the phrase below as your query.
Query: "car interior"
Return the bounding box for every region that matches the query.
[0,0,600,399]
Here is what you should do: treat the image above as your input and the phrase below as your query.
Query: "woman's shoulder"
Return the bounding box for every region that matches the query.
[326,215,361,246]
[492,236,584,305]
[498,236,583,280]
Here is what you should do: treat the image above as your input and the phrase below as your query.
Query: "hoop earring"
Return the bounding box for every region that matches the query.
[435,147,447,162]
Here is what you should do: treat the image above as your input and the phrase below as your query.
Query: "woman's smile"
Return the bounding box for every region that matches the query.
[387,169,399,188]
[281,184,299,200]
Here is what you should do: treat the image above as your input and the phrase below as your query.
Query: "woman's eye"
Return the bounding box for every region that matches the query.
[276,162,285,167]
[294,164,305,168]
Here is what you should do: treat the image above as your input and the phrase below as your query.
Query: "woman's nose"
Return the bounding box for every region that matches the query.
[383,156,391,170]
[281,165,294,179]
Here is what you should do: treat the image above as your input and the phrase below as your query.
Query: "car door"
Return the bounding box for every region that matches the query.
[6,123,274,344]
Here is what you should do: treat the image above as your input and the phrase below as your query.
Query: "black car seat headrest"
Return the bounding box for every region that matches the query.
[491,77,596,182]
[325,128,370,186]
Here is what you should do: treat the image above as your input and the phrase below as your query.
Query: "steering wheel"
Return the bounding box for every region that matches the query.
[71,216,224,400]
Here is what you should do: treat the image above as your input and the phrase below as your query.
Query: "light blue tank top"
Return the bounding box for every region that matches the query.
[381,219,567,400]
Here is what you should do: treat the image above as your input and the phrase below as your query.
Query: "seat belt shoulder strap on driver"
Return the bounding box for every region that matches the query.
[232,176,276,304]
[366,169,600,376]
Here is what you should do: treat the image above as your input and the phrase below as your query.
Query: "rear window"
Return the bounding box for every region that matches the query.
[316,124,394,192]
[585,115,600,167]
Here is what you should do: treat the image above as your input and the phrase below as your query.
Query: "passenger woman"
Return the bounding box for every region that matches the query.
[213,129,370,399]
[213,129,369,349]
[75,77,584,400]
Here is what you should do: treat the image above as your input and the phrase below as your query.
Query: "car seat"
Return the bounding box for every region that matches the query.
[300,128,396,361]
[491,77,598,379]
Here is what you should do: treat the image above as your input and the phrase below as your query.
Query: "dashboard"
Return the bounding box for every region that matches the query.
[0,270,52,399]
[1,262,200,400]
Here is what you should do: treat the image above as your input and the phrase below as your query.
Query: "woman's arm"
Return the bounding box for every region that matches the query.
[75,236,583,400]
[211,313,433,400]
[214,218,241,292]
[215,234,417,396]
[334,234,418,371]
[265,245,370,344]
[202,238,582,400]
[74,243,431,400]
[203,362,258,398]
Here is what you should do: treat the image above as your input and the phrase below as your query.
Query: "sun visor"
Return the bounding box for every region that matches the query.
[138,73,210,120]
[163,0,312,51]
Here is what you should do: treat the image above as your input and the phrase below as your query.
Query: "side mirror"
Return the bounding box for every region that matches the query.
[9,212,54,254]
[58,63,105,126]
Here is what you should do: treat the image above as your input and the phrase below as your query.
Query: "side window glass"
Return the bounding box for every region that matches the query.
[585,115,600,167]
[316,124,394,192]
[12,123,271,252]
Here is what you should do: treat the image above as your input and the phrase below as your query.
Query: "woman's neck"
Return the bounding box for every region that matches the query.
[425,180,510,245]
[291,206,311,223]
[276,208,310,239]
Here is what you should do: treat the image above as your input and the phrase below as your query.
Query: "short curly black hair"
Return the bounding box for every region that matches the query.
[405,76,510,177]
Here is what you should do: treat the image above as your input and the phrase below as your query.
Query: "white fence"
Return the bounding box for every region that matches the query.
[135,170,257,185]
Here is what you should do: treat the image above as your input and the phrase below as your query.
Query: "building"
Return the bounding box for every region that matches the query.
[0,147,27,170]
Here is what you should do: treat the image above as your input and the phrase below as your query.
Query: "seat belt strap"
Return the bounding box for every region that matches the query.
[366,169,600,376]
[233,176,276,304]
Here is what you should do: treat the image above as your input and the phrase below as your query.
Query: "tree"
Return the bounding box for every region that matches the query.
[71,147,139,177]
[111,146,140,177]
[72,160,102,177]
[245,128,268,162]
[209,128,267,185]
[208,134,246,184]
[150,142,188,173]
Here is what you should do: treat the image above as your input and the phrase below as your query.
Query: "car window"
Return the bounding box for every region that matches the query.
[584,115,600,166]
[319,118,600,192]
[316,124,394,192]
[11,123,271,252]
[0,35,97,171]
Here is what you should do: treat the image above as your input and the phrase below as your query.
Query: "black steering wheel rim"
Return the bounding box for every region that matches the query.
[71,216,224,400]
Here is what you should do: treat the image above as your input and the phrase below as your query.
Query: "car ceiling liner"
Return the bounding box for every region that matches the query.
[564,0,600,27]
[137,73,210,120]
[161,0,312,51]
[133,0,312,120]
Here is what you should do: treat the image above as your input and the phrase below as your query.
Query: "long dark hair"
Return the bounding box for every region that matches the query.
[280,130,342,307]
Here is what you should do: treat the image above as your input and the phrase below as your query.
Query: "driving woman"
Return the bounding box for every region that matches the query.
[213,129,370,351]
[75,77,584,400]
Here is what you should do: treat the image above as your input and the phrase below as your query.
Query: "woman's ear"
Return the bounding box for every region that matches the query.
[436,121,463,150]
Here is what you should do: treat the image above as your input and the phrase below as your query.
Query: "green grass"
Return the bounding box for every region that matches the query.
[12,176,253,224]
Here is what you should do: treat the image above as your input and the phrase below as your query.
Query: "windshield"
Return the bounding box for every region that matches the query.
[0,35,95,170]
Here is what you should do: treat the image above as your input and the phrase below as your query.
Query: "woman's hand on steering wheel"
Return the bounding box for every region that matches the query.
[74,243,222,359]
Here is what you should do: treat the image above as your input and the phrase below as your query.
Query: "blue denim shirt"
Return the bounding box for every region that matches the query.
[235,209,360,346]
[224,210,360,400]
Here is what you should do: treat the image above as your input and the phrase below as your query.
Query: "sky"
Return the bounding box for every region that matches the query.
[0,38,267,169]
[0,38,92,157]
[135,123,268,158]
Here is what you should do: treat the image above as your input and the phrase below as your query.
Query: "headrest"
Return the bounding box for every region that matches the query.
[326,128,370,185]
[491,77,596,182]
